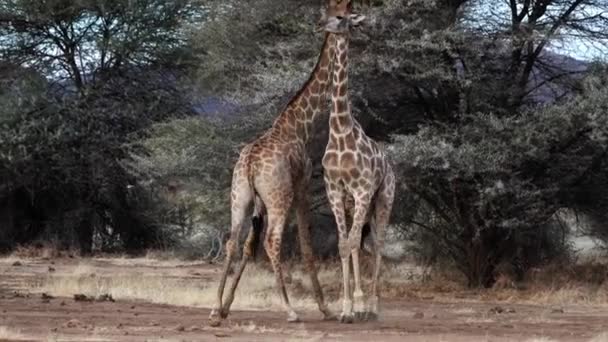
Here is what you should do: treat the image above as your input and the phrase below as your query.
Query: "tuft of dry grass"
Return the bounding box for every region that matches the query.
[35,262,335,311]
[588,332,608,342]
[369,258,608,307]
[0,326,27,341]
[10,244,76,260]
[524,338,558,342]
[28,254,608,312]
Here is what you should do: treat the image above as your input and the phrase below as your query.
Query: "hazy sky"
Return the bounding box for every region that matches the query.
[466,0,607,61]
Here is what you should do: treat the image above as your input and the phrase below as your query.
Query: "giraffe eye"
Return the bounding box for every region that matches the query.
[336,16,344,20]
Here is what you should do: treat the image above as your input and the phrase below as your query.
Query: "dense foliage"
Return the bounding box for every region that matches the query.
[391,78,608,286]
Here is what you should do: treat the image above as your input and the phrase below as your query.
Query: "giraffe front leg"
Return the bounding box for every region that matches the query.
[338,239,354,323]
[325,182,353,324]
[349,196,371,322]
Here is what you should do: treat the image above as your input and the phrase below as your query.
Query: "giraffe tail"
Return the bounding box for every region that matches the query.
[360,223,371,251]
[251,196,265,261]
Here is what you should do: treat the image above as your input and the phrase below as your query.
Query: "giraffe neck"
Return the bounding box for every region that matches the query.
[271,33,336,143]
[329,34,354,135]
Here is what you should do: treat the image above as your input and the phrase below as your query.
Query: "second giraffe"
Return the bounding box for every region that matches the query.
[319,4,396,323]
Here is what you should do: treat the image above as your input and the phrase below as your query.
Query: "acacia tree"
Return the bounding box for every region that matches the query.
[464,0,608,108]
[0,0,203,253]
[350,0,607,132]
[390,75,608,287]
[0,0,202,92]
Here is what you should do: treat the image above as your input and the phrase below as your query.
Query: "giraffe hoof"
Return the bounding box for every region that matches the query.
[339,313,354,324]
[209,311,222,327]
[287,313,300,323]
[365,312,379,321]
[354,311,366,321]
[219,309,229,319]
[322,311,337,321]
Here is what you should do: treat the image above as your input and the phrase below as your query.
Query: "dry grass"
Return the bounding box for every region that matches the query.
[25,253,608,312]
[31,256,423,312]
[10,244,76,259]
[589,332,608,342]
[370,258,608,307]
[0,326,27,341]
[35,262,338,311]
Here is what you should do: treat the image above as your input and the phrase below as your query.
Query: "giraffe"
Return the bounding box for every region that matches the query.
[320,11,395,323]
[208,0,355,327]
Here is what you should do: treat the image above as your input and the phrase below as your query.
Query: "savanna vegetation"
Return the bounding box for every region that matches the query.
[1,0,608,289]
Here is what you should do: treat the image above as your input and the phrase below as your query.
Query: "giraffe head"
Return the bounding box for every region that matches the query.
[317,0,365,34]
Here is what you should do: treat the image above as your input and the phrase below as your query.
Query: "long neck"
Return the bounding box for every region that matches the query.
[329,34,353,134]
[271,33,336,142]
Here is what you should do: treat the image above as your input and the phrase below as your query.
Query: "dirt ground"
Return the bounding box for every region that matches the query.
[1,258,607,342]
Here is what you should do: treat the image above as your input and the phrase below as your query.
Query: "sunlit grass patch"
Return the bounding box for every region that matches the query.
[0,326,27,341]
[34,262,331,311]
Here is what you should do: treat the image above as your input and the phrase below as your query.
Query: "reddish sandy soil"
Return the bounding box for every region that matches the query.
[1,258,607,342]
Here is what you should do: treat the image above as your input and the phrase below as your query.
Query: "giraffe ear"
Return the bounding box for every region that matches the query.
[348,13,366,26]
[316,10,328,32]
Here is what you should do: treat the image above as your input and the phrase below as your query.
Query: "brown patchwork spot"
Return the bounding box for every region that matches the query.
[350,168,361,179]
[339,84,347,97]
[339,51,347,64]
[328,169,341,179]
[310,80,320,94]
[330,116,341,131]
[323,151,338,166]
[295,121,306,135]
[340,152,356,168]
[345,135,356,150]
[338,69,346,82]
[337,115,350,127]
[309,95,320,109]
[360,143,372,155]
[356,156,364,169]
[338,137,345,150]
[317,70,328,81]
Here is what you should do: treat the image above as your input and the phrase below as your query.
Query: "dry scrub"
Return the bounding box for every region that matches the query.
[31,257,424,312]
[0,326,27,341]
[26,254,608,312]
[35,262,338,311]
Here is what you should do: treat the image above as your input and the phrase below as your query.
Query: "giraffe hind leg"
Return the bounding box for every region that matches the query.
[264,207,300,323]
[367,174,395,321]
[220,196,265,317]
[295,189,335,321]
[325,181,353,323]
[209,176,253,326]
[349,196,371,322]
